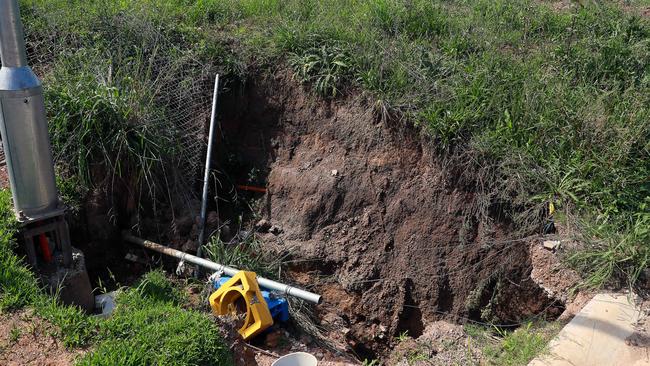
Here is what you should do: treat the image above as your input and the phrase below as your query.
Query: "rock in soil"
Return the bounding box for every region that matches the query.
[269,225,283,235]
[256,219,272,233]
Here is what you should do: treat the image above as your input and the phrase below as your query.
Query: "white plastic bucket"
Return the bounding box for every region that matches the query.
[271,352,318,366]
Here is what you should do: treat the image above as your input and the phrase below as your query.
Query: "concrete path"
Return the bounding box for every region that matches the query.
[529,293,650,366]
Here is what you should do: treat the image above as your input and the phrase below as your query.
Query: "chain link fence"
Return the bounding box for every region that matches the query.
[14,8,219,199]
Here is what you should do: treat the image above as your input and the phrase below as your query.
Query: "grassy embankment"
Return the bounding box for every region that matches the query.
[23,0,649,289]
[188,0,650,289]
[203,0,650,289]
[1,0,649,365]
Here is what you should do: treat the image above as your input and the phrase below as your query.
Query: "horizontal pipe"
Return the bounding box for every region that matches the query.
[236,185,267,193]
[123,233,322,304]
[0,0,28,67]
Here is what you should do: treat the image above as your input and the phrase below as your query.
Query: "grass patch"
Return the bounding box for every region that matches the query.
[568,210,650,288]
[79,271,232,366]
[21,0,245,218]
[466,321,560,366]
[0,189,37,311]
[45,48,178,200]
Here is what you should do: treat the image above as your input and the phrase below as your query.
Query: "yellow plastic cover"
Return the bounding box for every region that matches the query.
[209,271,274,340]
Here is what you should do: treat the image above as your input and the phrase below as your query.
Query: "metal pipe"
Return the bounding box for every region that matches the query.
[123,233,322,304]
[196,74,220,260]
[0,0,28,67]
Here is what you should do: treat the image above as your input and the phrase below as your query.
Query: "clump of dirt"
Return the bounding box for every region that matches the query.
[217,71,564,357]
[0,310,84,365]
[528,238,595,321]
[529,239,581,303]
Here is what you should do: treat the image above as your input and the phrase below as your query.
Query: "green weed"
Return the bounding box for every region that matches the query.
[289,41,354,97]
[9,326,21,343]
[466,322,559,366]
[396,330,410,342]
[361,359,379,366]
[204,233,281,279]
[406,347,430,364]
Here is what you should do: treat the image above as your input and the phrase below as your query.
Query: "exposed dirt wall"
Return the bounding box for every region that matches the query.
[219,72,562,356]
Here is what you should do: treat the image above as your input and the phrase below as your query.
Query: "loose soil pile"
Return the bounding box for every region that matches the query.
[217,72,565,357]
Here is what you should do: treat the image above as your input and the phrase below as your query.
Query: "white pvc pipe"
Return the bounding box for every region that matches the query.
[123,233,322,304]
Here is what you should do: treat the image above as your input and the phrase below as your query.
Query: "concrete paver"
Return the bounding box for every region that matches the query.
[529,293,650,366]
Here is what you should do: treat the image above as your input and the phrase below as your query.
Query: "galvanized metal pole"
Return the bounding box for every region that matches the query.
[196,74,220,260]
[0,0,28,67]
[124,233,322,304]
[0,0,59,220]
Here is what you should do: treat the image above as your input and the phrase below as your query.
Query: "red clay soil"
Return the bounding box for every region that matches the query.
[0,310,84,365]
[218,72,563,357]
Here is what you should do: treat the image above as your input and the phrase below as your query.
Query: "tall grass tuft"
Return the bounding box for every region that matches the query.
[45,48,178,203]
